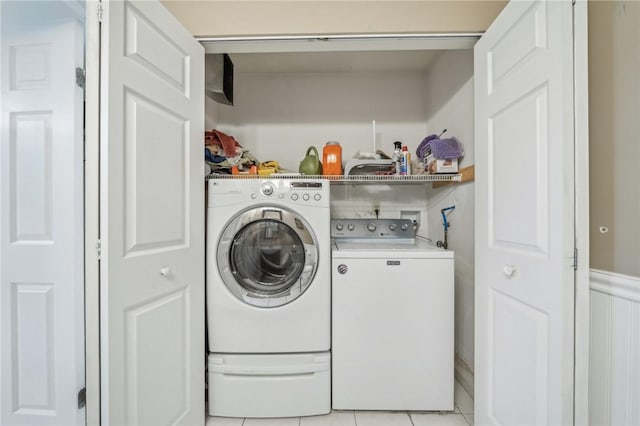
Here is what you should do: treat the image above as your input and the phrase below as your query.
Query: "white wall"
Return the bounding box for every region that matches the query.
[589,270,640,426]
[214,70,429,172]
[330,184,430,231]
[205,96,219,130]
[422,50,475,372]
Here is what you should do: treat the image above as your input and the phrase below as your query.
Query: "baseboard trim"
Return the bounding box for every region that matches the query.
[454,353,474,399]
[590,269,640,303]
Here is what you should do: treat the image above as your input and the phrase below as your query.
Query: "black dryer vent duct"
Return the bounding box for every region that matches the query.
[205,53,234,106]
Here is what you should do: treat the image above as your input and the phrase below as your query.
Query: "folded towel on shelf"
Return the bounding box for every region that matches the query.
[204,129,260,175]
[416,134,464,161]
[416,134,438,160]
[205,129,242,158]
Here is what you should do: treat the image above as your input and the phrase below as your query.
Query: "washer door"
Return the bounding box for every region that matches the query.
[217,206,319,307]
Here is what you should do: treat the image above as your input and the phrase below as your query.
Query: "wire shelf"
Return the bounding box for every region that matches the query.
[205,174,461,184]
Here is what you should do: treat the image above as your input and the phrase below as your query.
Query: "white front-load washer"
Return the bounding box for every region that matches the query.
[206,177,331,418]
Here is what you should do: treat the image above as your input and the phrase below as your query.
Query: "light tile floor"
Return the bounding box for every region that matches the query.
[206,381,474,426]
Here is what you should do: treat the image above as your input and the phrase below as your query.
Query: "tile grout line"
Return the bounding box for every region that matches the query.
[233,408,474,425]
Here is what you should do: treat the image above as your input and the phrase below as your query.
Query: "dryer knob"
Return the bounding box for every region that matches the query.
[261,183,275,196]
[337,264,348,275]
[336,223,344,231]
[367,222,377,232]
[347,223,355,231]
[389,223,397,231]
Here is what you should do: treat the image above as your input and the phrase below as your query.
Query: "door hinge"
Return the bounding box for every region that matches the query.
[97,3,104,22]
[78,387,86,409]
[75,68,85,89]
[96,239,102,260]
[572,247,578,271]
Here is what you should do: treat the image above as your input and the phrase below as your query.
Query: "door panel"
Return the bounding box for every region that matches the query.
[489,85,548,253]
[488,1,547,89]
[125,288,190,425]
[100,0,204,425]
[475,0,576,424]
[489,289,548,424]
[1,14,85,426]
[10,112,53,241]
[124,3,188,93]
[12,283,56,414]
[123,89,188,254]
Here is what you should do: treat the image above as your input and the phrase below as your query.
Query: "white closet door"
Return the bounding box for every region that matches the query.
[100,1,204,425]
[0,18,85,426]
[474,0,577,424]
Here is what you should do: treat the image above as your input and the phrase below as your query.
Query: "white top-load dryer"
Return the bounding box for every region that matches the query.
[206,178,331,418]
[331,218,455,411]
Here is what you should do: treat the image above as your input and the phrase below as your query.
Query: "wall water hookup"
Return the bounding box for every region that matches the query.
[437,205,456,249]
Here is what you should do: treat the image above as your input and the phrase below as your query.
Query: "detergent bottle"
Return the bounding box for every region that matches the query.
[322,141,342,175]
[399,145,411,175]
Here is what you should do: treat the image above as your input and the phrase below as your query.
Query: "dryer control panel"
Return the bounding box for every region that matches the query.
[331,219,417,239]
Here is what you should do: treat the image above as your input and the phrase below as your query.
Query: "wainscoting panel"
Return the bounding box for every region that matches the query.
[589,270,640,426]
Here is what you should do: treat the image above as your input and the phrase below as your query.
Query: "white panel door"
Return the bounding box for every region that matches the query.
[475,1,577,425]
[0,17,85,426]
[100,1,204,425]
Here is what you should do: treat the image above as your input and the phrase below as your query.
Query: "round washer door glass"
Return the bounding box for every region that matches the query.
[217,207,319,307]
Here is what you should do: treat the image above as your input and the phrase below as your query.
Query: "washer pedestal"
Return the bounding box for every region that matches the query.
[208,352,331,418]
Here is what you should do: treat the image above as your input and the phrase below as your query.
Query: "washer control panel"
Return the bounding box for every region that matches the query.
[253,181,327,203]
[207,178,330,208]
[331,219,417,239]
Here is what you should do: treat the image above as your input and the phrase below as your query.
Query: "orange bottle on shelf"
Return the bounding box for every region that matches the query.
[322,141,342,176]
